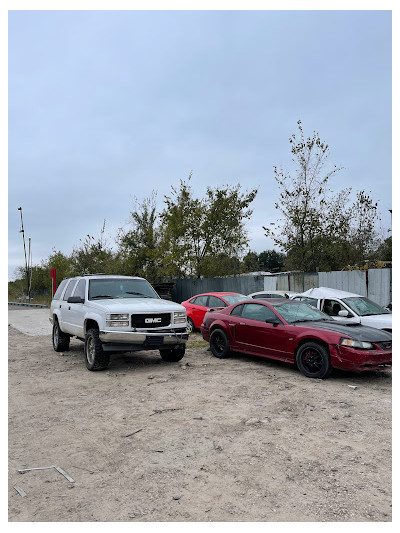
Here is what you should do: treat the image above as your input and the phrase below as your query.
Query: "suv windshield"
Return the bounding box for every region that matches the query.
[223,294,248,305]
[271,301,329,323]
[343,297,390,316]
[88,278,159,300]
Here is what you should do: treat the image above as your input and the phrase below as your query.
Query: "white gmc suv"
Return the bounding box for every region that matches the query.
[49,274,188,371]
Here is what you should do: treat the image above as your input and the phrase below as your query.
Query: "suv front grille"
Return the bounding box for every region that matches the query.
[131,313,171,328]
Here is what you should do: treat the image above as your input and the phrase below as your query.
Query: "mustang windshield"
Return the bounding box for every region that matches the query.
[343,297,390,316]
[89,278,159,300]
[271,301,329,324]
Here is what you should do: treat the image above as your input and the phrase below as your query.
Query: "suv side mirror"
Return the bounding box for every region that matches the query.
[338,310,351,317]
[68,296,85,304]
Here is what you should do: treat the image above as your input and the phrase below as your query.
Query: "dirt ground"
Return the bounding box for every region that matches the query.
[8,324,392,522]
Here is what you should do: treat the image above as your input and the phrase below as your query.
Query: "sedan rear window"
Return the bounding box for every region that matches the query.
[222,294,248,305]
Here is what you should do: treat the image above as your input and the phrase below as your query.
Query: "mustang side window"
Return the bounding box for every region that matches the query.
[231,304,244,316]
[241,304,279,322]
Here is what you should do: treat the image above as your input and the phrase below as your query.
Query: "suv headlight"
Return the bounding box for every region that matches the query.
[339,338,374,350]
[106,313,130,327]
[173,311,187,324]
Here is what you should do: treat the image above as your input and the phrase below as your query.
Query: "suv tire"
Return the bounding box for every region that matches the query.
[52,318,70,352]
[84,328,110,371]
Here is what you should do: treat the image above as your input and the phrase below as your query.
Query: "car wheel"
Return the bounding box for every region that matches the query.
[187,317,195,333]
[84,328,110,371]
[52,318,70,352]
[296,342,332,379]
[210,329,230,359]
[160,345,185,362]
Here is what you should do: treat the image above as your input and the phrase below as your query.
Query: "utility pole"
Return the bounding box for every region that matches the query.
[17,207,30,301]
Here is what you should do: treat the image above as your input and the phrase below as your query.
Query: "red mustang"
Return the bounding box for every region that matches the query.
[200,299,392,378]
[181,292,247,332]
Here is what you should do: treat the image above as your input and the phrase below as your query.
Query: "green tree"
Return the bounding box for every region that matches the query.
[70,221,116,276]
[161,175,257,278]
[241,251,260,273]
[117,193,164,282]
[201,253,242,277]
[374,236,392,262]
[264,121,382,272]
[257,250,286,272]
[347,191,381,264]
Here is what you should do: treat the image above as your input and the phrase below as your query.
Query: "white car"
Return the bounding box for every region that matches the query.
[291,287,392,332]
[247,290,296,299]
[50,274,188,371]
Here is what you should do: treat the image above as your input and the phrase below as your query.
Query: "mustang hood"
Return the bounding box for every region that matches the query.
[296,321,392,342]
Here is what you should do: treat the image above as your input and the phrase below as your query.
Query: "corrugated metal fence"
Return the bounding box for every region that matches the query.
[171,275,264,303]
[171,269,391,306]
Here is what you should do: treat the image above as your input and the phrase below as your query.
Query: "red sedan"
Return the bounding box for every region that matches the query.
[181,292,247,332]
[200,299,392,378]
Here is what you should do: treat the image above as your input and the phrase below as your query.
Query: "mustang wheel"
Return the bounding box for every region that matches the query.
[210,329,230,359]
[52,318,70,352]
[187,318,195,333]
[84,328,110,371]
[296,341,332,379]
[160,345,185,362]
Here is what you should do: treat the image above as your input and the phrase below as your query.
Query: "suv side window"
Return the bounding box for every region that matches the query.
[63,279,77,301]
[72,279,86,300]
[53,279,68,300]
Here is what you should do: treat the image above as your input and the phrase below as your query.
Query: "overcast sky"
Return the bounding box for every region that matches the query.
[8,9,392,279]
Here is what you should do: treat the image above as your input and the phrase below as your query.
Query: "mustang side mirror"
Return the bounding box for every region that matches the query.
[68,296,85,304]
[266,317,281,325]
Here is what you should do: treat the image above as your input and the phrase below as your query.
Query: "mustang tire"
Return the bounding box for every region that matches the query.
[84,328,110,371]
[160,345,185,362]
[52,318,70,352]
[296,341,332,379]
[210,329,230,359]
